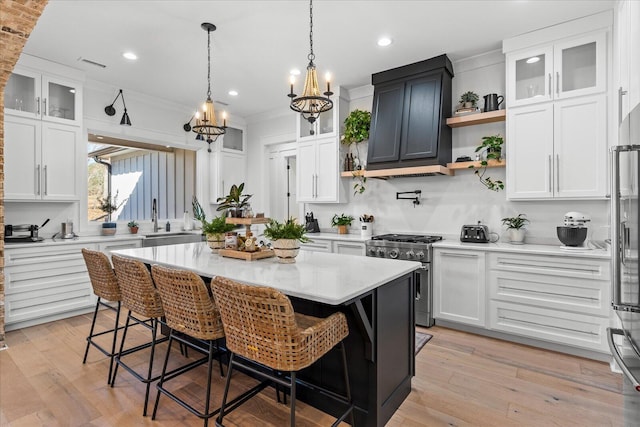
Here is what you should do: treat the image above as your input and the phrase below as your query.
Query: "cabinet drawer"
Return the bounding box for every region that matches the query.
[489,271,610,317]
[5,243,94,266]
[5,283,93,325]
[489,300,609,353]
[300,240,332,253]
[332,241,365,256]
[488,252,610,280]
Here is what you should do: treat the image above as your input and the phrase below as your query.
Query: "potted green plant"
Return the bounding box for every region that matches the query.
[469,134,505,192]
[331,213,355,235]
[202,215,236,252]
[501,213,530,244]
[341,109,371,195]
[459,91,479,108]
[97,191,126,235]
[127,221,139,234]
[263,217,311,263]
[216,183,252,217]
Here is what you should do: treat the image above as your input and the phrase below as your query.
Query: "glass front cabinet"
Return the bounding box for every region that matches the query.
[507,32,606,107]
[3,66,82,126]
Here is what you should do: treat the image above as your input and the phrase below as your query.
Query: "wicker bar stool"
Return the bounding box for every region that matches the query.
[81,248,123,385]
[210,276,355,427]
[110,254,170,416]
[150,265,228,427]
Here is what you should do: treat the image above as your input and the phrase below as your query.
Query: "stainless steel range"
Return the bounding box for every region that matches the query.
[366,234,442,327]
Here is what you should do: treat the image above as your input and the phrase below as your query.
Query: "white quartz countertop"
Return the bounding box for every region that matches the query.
[111,242,421,305]
[432,238,611,259]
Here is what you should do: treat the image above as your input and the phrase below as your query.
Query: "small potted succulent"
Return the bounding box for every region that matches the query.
[501,213,530,244]
[202,215,236,252]
[216,183,252,218]
[331,213,355,235]
[459,91,479,108]
[263,217,311,263]
[127,221,139,234]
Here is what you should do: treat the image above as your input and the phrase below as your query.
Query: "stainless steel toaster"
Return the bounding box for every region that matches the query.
[460,223,490,243]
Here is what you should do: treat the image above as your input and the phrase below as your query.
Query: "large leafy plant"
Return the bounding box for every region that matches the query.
[216,183,252,211]
[341,110,371,196]
[469,134,504,192]
[263,218,310,243]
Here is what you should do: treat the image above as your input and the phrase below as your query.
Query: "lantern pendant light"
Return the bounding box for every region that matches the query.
[192,22,226,152]
[287,0,333,127]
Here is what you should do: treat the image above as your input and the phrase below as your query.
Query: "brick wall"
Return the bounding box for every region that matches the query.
[0,0,48,348]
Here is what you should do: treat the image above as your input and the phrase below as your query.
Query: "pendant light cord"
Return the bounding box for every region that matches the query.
[308,0,315,64]
[207,26,212,99]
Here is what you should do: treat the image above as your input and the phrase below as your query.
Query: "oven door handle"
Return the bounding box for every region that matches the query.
[415,265,427,300]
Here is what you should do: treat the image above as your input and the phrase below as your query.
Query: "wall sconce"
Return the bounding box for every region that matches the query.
[104,89,132,126]
[183,114,195,132]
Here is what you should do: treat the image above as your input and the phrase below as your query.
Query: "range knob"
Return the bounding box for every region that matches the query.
[406,250,415,259]
[389,249,399,259]
[377,248,386,256]
[368,247,377,256]
[415,251,425,260]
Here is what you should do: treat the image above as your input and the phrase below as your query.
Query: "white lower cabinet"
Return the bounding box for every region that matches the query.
[487,252,611,352]
[4,238,142,330]
[433,248,486,327]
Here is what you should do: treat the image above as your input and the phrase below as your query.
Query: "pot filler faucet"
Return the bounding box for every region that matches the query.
[152,198,161,232]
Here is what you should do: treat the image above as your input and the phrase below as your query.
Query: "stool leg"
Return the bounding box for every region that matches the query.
[340,341,355,426]
[152,334,174,420]
[290,371,296,427]
[82,298,101,364]
[215,340,225,378]
[204,340,215,427]
[142,318,159,416]
[217,352,235,425]
[111,310,132,387]
[106,302,122,385]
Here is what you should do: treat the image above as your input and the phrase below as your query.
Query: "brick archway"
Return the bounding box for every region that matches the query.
[0,0,49,348]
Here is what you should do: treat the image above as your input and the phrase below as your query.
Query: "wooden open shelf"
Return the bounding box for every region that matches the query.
[340,165,452,178]
[446,110,506,128]
[446,159,506,170]
[340,170,365,177]
[225,216,270,238]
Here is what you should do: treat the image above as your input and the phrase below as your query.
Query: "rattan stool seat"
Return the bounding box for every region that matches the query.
[211,276,354,427]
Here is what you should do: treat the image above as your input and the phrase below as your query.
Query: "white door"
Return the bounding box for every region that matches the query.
[314,137,339,202]
[554,95,607,198]
[554,32,607,100]
[433,249,486,327]
[296,141,316,202]
[507,103,554,199]
[41,123,79,201]
[506,46,554,107]
[4,116,40,200]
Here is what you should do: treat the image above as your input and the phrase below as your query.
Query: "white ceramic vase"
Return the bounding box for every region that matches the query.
[272,239,300,263]
[508,228,526,245]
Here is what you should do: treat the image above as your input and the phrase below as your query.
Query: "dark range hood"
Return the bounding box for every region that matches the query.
[366,54,454,177]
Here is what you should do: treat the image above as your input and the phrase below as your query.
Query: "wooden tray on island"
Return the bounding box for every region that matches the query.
[218,248,275,261]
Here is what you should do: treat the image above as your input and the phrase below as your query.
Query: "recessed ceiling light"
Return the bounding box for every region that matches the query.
[290,69,301,76]
[377,37,392,47]
[228,90,238,96]
[96,136,104,140]
[69,89,76,93]
[526,56,540,64]
[123,52,138,60]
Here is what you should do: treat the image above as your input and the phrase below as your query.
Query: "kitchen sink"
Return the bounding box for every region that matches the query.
[142,232,204,247]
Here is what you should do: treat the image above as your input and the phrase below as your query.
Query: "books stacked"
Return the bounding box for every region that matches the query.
[454,106,481,116]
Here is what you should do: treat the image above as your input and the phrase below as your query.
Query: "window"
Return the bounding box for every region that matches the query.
[88,135,196,222]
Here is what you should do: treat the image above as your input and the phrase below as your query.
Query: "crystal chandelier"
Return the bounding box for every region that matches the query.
[287,0,333,126]
[193,22,226,152]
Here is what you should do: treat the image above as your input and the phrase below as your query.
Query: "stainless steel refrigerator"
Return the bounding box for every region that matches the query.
[609,103,640,426]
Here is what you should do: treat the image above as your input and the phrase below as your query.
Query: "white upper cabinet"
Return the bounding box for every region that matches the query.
[506,32,607,108]
[616,0,640,124]
[208,127,247,202]
[4,65,83,126]
[295,88,348,203]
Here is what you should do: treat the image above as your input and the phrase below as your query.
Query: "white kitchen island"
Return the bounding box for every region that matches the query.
[112,242,421,427]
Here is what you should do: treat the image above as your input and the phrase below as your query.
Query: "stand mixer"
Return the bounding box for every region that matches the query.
[557,211,590,248]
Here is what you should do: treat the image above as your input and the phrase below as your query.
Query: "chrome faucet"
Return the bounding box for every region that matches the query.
[152,198,162,232]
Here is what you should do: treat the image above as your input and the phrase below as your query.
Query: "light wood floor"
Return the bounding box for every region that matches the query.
[0,311,624,426]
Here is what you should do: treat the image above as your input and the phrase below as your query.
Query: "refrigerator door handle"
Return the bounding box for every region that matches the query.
[608,328,640,392]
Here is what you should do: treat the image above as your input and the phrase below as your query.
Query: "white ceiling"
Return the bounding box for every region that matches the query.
[23,0,615,119]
